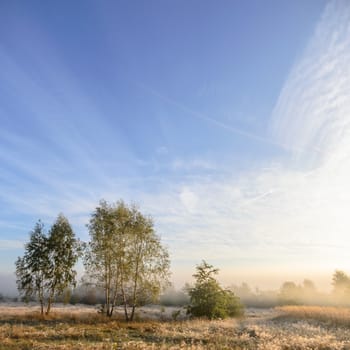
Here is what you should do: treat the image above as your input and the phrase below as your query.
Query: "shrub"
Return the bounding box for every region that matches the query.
[187,261,243,319]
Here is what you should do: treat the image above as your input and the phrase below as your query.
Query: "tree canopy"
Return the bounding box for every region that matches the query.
[84,200,170,320]
[15,215,81,315]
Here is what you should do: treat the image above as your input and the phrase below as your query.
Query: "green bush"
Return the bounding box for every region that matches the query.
[187,261,243,319]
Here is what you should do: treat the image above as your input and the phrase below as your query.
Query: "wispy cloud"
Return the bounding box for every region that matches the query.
[0,17,140,228]
[271,0,350,162]
[136,0,350,280]
[136,81,318,155]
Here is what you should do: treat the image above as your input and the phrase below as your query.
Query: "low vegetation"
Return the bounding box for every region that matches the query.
[2,304,350,349]
[277,305,350,326]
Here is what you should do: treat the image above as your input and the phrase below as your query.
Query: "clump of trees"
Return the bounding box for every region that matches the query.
[84,200,171,320]
[229,271,350,308]
[15,215,81,315]
[15,200,170,321]
[229,283,279,308]
[278,279,318,305]
[187,261,243,319]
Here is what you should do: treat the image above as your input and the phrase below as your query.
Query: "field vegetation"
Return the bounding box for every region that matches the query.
[1,304,350,349]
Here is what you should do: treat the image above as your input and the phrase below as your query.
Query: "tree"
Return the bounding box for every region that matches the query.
[332,270,350,291]
[84,200,126,317]
[15,221,49,315]
[84,200,170,320]
[187,261,243,319]
[302,279,316,292]
[332,270,350,303]
[45,214,81,314]
[278,281,302,305]
[124,207,170,321]
[15,215,81,315]
[302,279,318,304]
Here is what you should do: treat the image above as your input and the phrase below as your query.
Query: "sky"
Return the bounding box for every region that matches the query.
[1,0,349,294]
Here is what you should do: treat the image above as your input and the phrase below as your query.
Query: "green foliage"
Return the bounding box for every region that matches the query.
[45,214,82,313]
[15,215,81,315]
[187,261,243,319]
[15,221,49,314]
[84,199,171,320]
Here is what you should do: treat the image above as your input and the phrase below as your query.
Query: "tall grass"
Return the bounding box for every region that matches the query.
[277,305,350,326]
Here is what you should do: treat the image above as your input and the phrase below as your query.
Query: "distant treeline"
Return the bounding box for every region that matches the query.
[160,269,350,308]
[230,269,350,308]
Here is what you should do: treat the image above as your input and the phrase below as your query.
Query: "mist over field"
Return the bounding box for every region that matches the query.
[0,274,16,296]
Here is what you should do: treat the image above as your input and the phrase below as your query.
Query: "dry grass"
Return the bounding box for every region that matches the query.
[277,305,350,326]
[1,304,350,349]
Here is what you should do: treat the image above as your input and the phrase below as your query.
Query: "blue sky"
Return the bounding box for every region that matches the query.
[2,0,350,293]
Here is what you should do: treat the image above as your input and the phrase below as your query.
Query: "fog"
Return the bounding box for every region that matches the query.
[0,273,17,296]
[2,267,350,309]
[170,265,333,292]
[0,267,339,297]
[164,268,350,308]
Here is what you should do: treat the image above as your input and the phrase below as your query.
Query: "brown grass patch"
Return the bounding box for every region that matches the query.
[276,305,350,326]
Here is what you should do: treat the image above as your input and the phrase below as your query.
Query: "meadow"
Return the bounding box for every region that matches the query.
[1,304,350,349]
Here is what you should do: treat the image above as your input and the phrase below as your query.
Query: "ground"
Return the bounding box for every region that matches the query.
[1,303,350,349]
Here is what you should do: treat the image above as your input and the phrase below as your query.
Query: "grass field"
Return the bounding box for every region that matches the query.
[1,304,350,349]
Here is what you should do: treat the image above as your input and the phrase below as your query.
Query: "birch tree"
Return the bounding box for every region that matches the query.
[85,200,128,317]
[84,200,170,320]
[123,209,170,321]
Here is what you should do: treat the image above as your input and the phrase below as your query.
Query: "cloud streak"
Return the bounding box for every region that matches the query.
[137,81,320,156]
[271,0,350,162]
[140,0,350,280]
